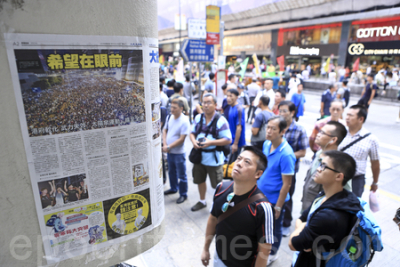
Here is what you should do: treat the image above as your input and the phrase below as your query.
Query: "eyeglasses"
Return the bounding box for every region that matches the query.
[221,193,235,212]
[318,130,335,137]
[318,162,340,173]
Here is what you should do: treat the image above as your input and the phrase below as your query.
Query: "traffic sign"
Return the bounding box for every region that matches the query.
[188,19,206,39]
[180,39,214,62]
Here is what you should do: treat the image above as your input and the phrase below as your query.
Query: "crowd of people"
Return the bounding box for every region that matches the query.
[160,71,384,266]
[22,75,146,137]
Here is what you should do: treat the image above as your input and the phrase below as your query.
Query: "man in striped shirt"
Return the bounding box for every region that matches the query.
[201,146,274,267]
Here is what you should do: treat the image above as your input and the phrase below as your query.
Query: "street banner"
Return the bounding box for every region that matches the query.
[352,57,360,71]
[277,55,285,71]
[239,57,249,78]
[206,5,220,45]
[252,53,261,78]
[4,33,165,265]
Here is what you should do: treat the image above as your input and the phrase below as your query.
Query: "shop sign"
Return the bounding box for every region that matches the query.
[348,42,400,56]
[356,26,399,38]
[350,17,400,42]
[206,5,220,45]
[289,46,320,56]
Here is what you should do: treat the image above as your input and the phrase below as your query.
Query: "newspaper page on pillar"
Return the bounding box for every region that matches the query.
[4,33,164,265]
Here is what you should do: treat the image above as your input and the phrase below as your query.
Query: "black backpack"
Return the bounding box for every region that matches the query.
[194,113,231,163]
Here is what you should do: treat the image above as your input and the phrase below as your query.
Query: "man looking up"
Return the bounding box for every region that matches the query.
[201,146,274,267]
[163,99,190,204]
[227,88,246,161]
[278,100,309,237]
[339,105,380,197]
[289,151,362,267]
[190,94,232,212]
[309,99,345,153]
[257,116,295,265]
[301,121,348,212]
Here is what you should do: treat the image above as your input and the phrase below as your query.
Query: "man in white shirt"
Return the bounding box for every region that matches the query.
[159,83,168,108]
[163,98,191,204]
[254,78,275,112]
[246,78,261,123]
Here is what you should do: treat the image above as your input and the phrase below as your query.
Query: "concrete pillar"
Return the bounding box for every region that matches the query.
[270,29,278,65]
[0,1,164,266]
[338,21,352,67]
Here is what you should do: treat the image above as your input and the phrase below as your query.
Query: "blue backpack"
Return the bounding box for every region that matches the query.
[319,198,383,267]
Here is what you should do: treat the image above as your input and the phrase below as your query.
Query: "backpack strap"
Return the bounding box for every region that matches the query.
[340,133,371,152]
[217,193,267,224]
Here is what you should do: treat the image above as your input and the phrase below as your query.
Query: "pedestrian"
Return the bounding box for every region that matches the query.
[338,65,346,82]
[190,93,232,212]
[328,69,337,83]
[237,84,250,109]
[336,79,350,108]
[227,73,237,86]
[254,78,275,111]
[226,88,246,162]
[183,74,194,108]
[301,121,349,212]
[160,76,168,93]
[257,116,296,265]
[278,101,309,237]
[289,151,362,267]
[358,74,377,110]
[246,78,261,123]
[220,83,229,118]
[272,90,286,115]
[320,83,337,119]
[271,72,281,90]
[201,146,274,267]
[166,79,175,98]
[394,207,400,231]
[338,105,380,197]
[251,95,274,150]
[202,73,215,102]
[290,83,306,121]
[170,82,190,115]
[159,83,169,108]
[309,99,345,153]
[163,99,190,204]
[287,73,301,100]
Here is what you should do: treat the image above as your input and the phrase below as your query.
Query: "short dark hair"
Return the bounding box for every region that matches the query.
[260,95,270,107]
[321,150,356,186]
[349,104,368,123]
[159,83,163,91]
[276,90,286,98]
[228,74,236,80]
[173,82,183,93]
[264,78,273,82]
[167,79,175,87]
[227,88,239,96]
[278,100,296,116]
[326,121,347,145]
[268,115,287,133]
[209,73,215,80]
[185,74,190,82]
[242,146,268,173]
[328,84,335,90]
[171,98,184,109]
[203,93,217,104]
[159,76,165,83]
[367,74,374,78]
[222,83,228,91]
[297,83,303,87]
[342,80,348,86]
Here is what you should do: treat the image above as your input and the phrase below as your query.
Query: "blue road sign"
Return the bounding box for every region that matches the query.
[180,39,214,62]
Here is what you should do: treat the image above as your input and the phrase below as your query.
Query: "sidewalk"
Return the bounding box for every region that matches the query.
[124,120,400,267]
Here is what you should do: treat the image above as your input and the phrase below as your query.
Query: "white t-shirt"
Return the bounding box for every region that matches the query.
[287,78,300,100]
[328,72,337,83]
[165,114,190,154]
[160,91,169,108]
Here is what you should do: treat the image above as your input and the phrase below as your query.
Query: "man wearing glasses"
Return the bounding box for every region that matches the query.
[201,146,274,267]
[301,121,349,212]
[190,93,232,212]
[289,151,362,267]
[277,101,309,238]
[309,99,345,154]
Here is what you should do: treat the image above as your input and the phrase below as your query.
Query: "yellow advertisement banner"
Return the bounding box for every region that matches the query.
[206,5,220,33]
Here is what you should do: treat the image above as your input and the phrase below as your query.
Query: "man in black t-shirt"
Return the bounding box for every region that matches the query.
[358,74,377,110]
[64,181,80,202]
[201,146,274,267]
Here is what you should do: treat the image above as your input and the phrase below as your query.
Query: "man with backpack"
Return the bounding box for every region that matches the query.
[201,146,274,267]
[289,150,382,267]
[190,93,232,212]
[251,95,273,150]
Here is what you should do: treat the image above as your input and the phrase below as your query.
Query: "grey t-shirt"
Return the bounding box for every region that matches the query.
[166,114,190,154]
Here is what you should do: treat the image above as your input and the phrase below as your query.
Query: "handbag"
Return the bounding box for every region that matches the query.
[222,154,235,179]
[189,148,202,164]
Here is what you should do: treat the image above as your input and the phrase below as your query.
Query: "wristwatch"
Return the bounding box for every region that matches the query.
[372,182,378,186]
[275,206,282,212]
[167,146,171,152]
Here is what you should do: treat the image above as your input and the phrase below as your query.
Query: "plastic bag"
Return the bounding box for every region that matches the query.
[369,191,380,213]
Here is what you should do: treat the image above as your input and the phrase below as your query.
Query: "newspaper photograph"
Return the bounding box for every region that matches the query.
[5,33,164,265]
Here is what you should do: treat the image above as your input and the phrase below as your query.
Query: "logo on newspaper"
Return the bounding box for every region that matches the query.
[107,193,149,235]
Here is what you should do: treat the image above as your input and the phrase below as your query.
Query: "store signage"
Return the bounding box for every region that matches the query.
[289,46,320,56]
[348,42,400,56]
[356,26,399,38]
[188,19,206,39]
[206,5,220,45]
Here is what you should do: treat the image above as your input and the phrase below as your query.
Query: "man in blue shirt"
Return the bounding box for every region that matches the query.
[227,88,246,162]
[271,72,281,90]
[320,84,337,118]
[257,116,296,265]
[290,83,306,121]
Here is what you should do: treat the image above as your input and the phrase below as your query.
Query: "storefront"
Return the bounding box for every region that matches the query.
[346,16,400,73]
[277,23,342,74]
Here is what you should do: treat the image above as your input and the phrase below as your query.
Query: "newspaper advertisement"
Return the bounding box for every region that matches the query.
[5,33,164,264]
